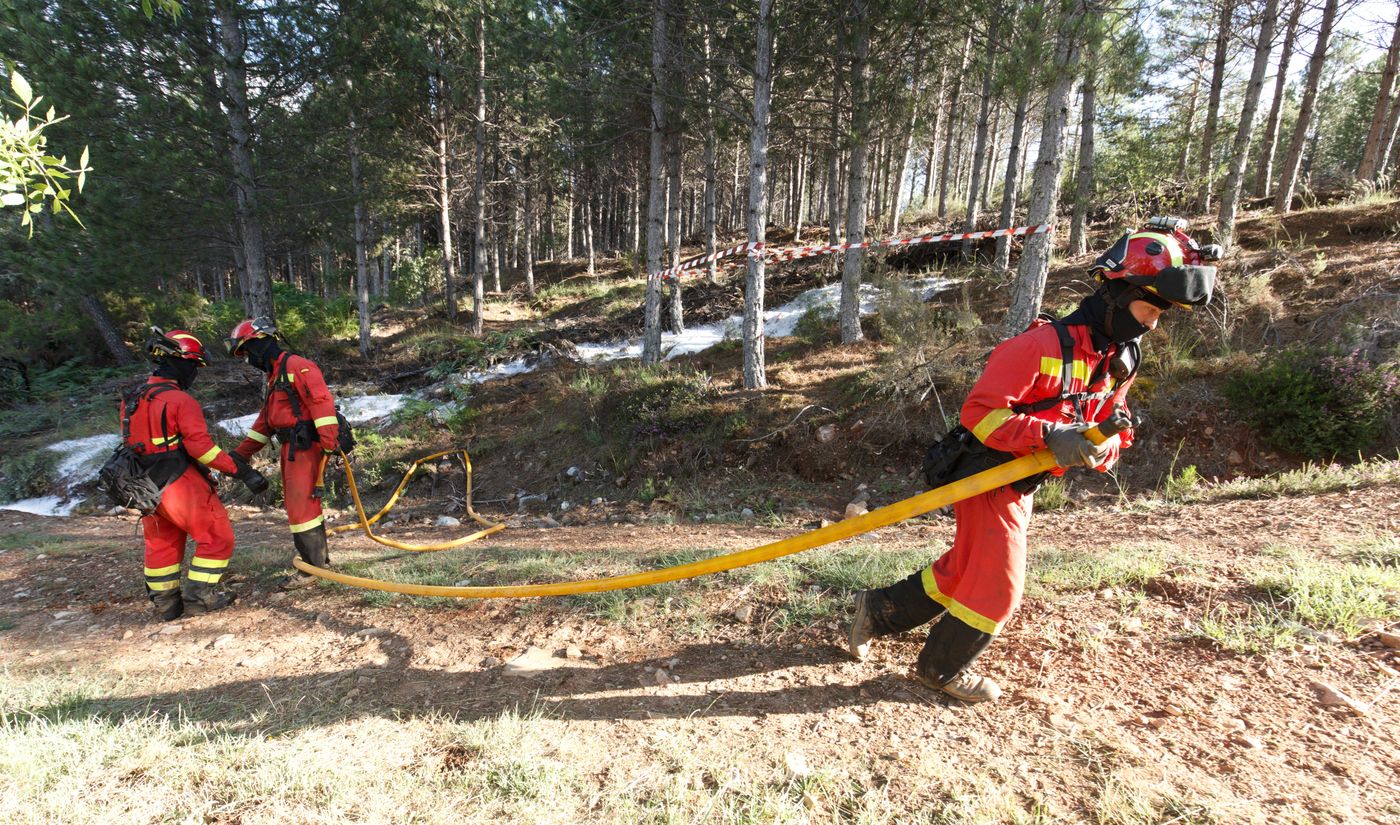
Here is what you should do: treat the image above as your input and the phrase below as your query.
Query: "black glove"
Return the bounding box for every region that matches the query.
[1043,422,1111,469]
[230,453,270,494]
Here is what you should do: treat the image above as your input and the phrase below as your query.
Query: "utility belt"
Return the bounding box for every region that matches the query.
[921,425,1049,497]
[274,421,318,457]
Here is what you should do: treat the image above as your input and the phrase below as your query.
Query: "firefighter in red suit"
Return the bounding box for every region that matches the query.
[848,217,1220,702]
[227,317,340,589]
[126,329,268,620]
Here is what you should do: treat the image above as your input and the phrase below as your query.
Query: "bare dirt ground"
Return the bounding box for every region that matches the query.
[2,479,1397,823]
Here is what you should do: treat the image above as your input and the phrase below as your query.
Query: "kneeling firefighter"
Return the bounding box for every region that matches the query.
[227,317,343,589]
[124,329,269,620]
[848,217,1220,703]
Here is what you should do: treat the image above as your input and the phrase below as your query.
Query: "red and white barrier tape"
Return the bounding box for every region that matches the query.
[650,223,1053,281]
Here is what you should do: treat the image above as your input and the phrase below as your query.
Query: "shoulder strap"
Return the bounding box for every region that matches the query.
[272,353,306,421]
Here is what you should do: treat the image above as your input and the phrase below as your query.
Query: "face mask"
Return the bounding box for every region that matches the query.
[1101,282,1153,344]
[242,337,279,373]
[155,358,199,390]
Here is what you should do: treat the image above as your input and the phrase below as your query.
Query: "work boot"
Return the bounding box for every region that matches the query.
[182,580,236,615]
[278,524,330,590]
[913,615,1002,704]
[148,589,184,622]
[847,570,947,660]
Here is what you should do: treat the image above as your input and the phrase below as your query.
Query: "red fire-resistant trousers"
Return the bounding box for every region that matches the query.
[279,443,325,536]
[143,466,234,592]
[923,484,1034,635]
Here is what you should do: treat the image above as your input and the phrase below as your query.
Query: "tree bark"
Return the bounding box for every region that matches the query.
[81,293,136,365]
[470,11,486,336]
[1358,5,1400,182]
[642,0,669,364]
[215,0,274,323]
[962,26,1000,261]
[891,82,921,237]
[523,154,536,297]
[1275,0,1338,213]
[1067,59,1096,258]
[1254,0,1302,198]
[1175,56,1203,182]
[743,0,775,389]
[667,133,684,332]
[1216,0,1279,251]
[994,84,1031,271]
[702,21,719,282]
[1006,2,1085,336]
[840,0,871,344]
[433,67,456,321]
[938,32,973,220]
[350,101,371,358]
[1196,0,1235,213]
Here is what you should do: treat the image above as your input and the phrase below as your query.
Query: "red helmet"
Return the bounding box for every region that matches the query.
[146,328,208,366]
[1091,216,1219,309]
[226,317,278,357]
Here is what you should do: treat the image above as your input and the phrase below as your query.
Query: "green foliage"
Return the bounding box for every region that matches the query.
[0,447,57,501]
[0,70,89,233]
[1033,476,1071,511]
[613,369,718,437]
[1164,464,1201,503]
[1251,555,1400,638]
[1223,348,1399,460]
[387,250,443,308]
[790,303,837,344]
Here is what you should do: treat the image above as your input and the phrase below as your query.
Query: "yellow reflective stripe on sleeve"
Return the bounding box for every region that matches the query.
[145,580,180,591]
[921,568,1002,635]
[247,430,271,444]
[970,408,1014,444]
[312,416,338,429]
[186,570,223,584]
[1130,231,1184,268]
[196,446,223,466]
[289,515,325,533]
[1038,357,1092,384]
[144,564,182,577]
[190,557,230,569]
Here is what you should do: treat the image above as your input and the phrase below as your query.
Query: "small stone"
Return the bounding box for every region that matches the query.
[1377,630,1400,649]
[819,518,834,528]
[209,633,236,650]
[560,501,571,512]
[536,515,561,529]
[34,554,47,561]
[815,425,836,444]
[268,592,288,603]
[654,669,671,686]
[734,604,756,624]
[843,501,868,520]
[159,624,184,635]
[1309,680,1368,715]
[504,646,558,675]
[238,653,272,668]
[367,653,389,667]
[591,497,604,506]
[121,629,134,640]
[565,645,583,660]
[435,516,461,527]
[741,507,754,518]
[1230,734,1265,750]
[353,627,390,638]
[480,655,501,668]
[453,579,473,587]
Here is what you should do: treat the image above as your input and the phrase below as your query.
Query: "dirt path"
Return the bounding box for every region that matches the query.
[2,485,1398,823]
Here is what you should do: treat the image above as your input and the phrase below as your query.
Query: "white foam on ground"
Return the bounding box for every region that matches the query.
[0,495,81,517]
[217,392,407,435]
[48,433,121,480]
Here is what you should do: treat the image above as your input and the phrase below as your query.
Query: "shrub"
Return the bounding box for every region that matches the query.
[615,370,717,437]
[0,449,58,501]
[1223,347,1399,459]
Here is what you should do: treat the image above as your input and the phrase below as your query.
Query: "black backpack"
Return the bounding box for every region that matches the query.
[98,383,187,514]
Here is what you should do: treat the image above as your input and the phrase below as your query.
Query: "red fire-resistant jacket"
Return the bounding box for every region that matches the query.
[234,352,340,458]
[122,377,240,475]
[960,319,1134,474]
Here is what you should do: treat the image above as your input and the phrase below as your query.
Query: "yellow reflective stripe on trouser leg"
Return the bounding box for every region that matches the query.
[289,515,325,533]
[144,564,181,577]
[145,579,180,591]
[312,416,338,428]
[920,568,1002,635]
[187,570,223,583]
[247,430,271,445]
[196,446,224,466]
[970,408,1013,445]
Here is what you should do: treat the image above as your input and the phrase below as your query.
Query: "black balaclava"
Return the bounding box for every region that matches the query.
[241,336,282,374]
[153,357,199,390]
[1090,282,1156,344]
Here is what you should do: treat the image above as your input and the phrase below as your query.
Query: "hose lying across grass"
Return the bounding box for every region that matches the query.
[298,416,1129,599]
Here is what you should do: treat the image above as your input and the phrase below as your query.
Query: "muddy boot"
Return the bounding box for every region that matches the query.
[278,525,330,590]
[182,580,236,615]
[912,615,1001,703]
[148,588,184,622]
[849,570,947,660]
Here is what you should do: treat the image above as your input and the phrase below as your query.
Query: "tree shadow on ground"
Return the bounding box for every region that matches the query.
[19,601,934,738]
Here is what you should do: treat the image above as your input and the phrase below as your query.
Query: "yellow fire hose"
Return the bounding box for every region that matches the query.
[294,414,1128,598]
[315,448,505,551]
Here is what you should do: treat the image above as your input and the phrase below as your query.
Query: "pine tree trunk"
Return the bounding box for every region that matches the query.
[80,293,136,365]
[1176,58,1203,182]
[667,134,684,332]
[1358,5,1400,182]
[994,84,1031,271]
[1254,0,1302,198]
[643,0,669,364]
[938,32,973,220]
[1196,0,1235,213]
[891,86,920,237]
[828,62,843,245]
[1275,0,1338,213]
[743,0,775,389]
[962,29,1000,261]
[1217,0,1279,251]
[523,155,536,298]
[215,0,274,323]
[1067,61,1096,258]
[794,143,810,241]
[470,11,487,336]
[1379,89,1400,180]
[434,68,456,321]
[1006,3,1084,336]
[840,0,871,344]
[350,102,371,358]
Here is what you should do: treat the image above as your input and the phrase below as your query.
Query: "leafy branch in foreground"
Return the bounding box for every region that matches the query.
[0,70,89,233]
